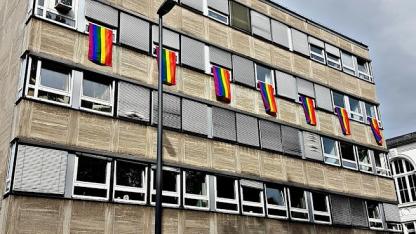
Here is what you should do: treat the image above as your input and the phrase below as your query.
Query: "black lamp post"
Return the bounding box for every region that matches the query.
[155,1,176,234]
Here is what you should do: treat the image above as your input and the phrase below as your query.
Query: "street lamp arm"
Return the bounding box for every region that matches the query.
[157,0,176,17]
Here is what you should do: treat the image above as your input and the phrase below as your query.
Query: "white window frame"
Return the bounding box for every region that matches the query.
[310,193,331,224]
[357,58,373,82]
[113,160,147,205]
[182,171,210,211]
[72,156,111,201]
[365,103,382,126]
[341,51,356,76]
[150,166,181,208]
[366,202,384,230]
[326,52,341,70]
[346,97,364,122]
[356,147,373,174]
[392,159,416,205]
[25,58,73,107]
[339,142,358,170]
[214,176,240,214]
[321,137,341,166]
[239,180,265,217]
[79,76,115,116]
[255,64,275,93]
[309,44,326,64]
[35,0,78,29]
[405,222,415,233]
[374,151,391,177]
[264,184,288,219]
[288,188,309,222]
[332,91,347,110]
[386,222,403,233]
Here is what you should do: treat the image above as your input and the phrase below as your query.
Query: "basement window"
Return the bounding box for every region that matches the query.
[339,142,358,170]
[183,170,210,210]
[150,167,180,208]
[265,183,287,219]
[240,180,265,217]
[113,160,147,204]
[311,192,331,224]
[367,201,384,230]
[214,176,240,214]
[288,188,309,221]
[81,73,114,115]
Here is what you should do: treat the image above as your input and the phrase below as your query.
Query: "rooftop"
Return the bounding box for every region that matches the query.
[387,132,416,149]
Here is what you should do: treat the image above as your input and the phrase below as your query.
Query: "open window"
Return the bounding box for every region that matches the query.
[150,167,180,208]
[357,58,372,81]
[310,44,325,64]
[240,180,265,217]
[72,155,111,201]
[311,192,331,224]
[288,188,309,221]
[255,64,275,90]
[339,142,357,170]
[26,58,72,106]
[230,1,251,33]
[183,170,210,210]
[35,0,77,28]
[365,103,381,126]
[347,97,364,122]
[113,160,147,204]
[265,183,287,219]
[80,72,114,115]
[322,137,340,166]
[366,201,384,230]
[356,146,373,173]
[214,175,240,214]
[332,91,346,109]
[341,51,356,76]
[325,44,341,70]
[374,151,391,176]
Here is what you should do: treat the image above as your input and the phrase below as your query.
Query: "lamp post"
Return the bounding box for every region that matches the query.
[155,1,176,234]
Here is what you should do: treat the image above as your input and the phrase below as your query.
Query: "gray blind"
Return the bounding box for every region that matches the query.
[236,114,259,147]
[259,120,282,152]
[232,55,255,87]
[314,84,332,111]
[330,195,352,226]
[281,126,303,156]
[85,0,118,27]
[152,26,180,50]
[383,203,400,223]
[13,145,67,195]
[291,29,309,56]
[350,198,369,227]
[182,99,209,136]
[325,43,340,57]
[271,20,290,49]
[212,107,236,141]
[181,0,204,12]
[181,36,206,71]
[297,78,315,98]
[117,82,150,122]
[308,37,324,48]
[210,46,232,69]
[207,0,229,15]
[152,92,181,129]
[119,13,150,52]
[275,70,297,100]
[303,132,323,161]
[251,11,271,40]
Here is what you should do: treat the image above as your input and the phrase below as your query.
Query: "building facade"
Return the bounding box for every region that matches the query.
[0,0,401,233]
[388,133,416,233]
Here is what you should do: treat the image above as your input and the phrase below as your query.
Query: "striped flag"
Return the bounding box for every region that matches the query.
[156,47,177,86]
[335,107,351,135]
[368,117,383,145]
[212,66,231,103]
[258,81,277,116]
[88,23,113,66]
[300,95,317,126]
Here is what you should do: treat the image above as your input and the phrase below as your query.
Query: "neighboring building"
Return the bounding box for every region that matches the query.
[0,0,400,233]
[388,133,416,233]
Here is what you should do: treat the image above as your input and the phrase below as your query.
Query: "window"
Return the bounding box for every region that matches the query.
[374,151,391,176]
[326,52,341,70]
[392,159,416,204]
[357,58,372,81]
[265,184,288,219]
[405,222,415,234]
[240,180,265,216]
[151,44,179,65]
[332,92,346,109]
[208,8,229,24]
[310,44,325,64]
[26,58,72,106]
[255,64,274,90]
[366,201,383,230]
[183,171,210,210]
[339,142,357,170]
[322,137,340,166]
[288,188,309,221]
[387,222,403,232]
[365,103,380,125]
[85,21,118,43]
[347,97,364,122]
[356,146,372,173]
[311,192,331,224]
[35,0,77,28]
[72,156,111,201]
[341,51,356,76]
[214,176,239,214]
[113,161,147,204]
[80,73,114,115]
[150,167,180,207]
[230,1,250,32]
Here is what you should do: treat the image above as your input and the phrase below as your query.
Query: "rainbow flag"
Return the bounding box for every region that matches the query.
[212,66,231,103]
[369,117,383,145]
[335,107,351,135]
[258,81,277,116]
[156,47,177,86]
[88,23,113,66]
[300,96,317,126]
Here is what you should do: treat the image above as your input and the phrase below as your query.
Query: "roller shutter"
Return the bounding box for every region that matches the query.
[152,92,181,129]
[281,126,303,156]
[152,26,180,50]
[251,11,271,40]
[181,36,206,71]
[182,99,209,136]
[308,37,324,48]
[275,71,297,100]
[383,203,400,223]
[259,120,282,152]
[117,82,150,122]
[236,114,259,147]
[119,13,150,52]
[85,0,118,27]
[314,84,332,111]
[207,0,229,15]
[297,78,315,98]
[232,55,255,87]
[210,46,232,69]
[303,132,323,161]
[325,43,340,57]
[291,29,309,56]
[181,0,204,12]
[330,195,352,225]
[271,20,290,49]
[212,107,236,141]
[13,145,67,195]
[350,198,369,227]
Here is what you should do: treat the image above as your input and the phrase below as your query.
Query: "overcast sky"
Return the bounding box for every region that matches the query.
[273,0,416,138]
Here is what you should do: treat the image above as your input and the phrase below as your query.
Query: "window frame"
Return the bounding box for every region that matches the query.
[150,166,181,208]
[321,137,341,166]
[341,51,356,76]
[309,44,326,64]
[288,188,309,222]
[339,142,358,170]
[79,74,115,116]
[264,183,288,219]
[310,192,331,224]
[207,8,229,25]
[332,91,347,109]
[255,63,275,92]
[374,151,391,177]
[239,180,265,217]
[346,97,364,122]
[182,170,210,211]
[35,0,78,29]
[386,222,403,233]
[229,1,251,33]
[392,159,416,205]
[214,176,240,214]
[357,58,373,82]
[5,143,17,194]
[326,52,341,70]
[366,201,384,230]
[356,146,373,174]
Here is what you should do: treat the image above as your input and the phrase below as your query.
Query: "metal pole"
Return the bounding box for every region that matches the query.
[155,15,164,234]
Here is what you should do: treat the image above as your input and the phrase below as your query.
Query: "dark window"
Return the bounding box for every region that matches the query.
[76,156,107,184]
[312,193,328,212]
[333,92,345,108]
[242,186,262,203]
[230,1,250,32]
[216,176,236,199]
[340,142,355,161]
[185,171,208,195]
[116,161,145,188]
[290,188,307,209]
[266,184,285,206]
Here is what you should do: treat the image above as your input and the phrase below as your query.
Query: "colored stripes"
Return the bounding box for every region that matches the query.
[369,117,383,145]
[212,66,231,103]
[335,107,351,135]
[88,23,113,66]
[300,96,317,126]
[156,47,177,86]
[258,81,277,116]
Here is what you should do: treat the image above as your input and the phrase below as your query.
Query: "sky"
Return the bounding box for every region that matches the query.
[272,0,416,138]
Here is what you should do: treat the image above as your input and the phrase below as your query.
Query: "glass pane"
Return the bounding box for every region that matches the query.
[38,90,70,104]
[310,45,323,55]
[208,9,228,24]
[242,186,262,203]
[216,176,236,199]
[185,198,208,208]
[40,63,70,91]
[327,53,340,62]
[365,103,376,118]
[357,147,370,164]
[333,92,345,108]
[290,188,306,209]
[256,64,273,85]
[114,191,145,201]
[76,157,107,184]
[323,138,337,156]
[152,169,178,192]
[217,202,238,211]
[73,186,107,198]
[340,142,355,161]
[29,59,38,85]
[116,161,145,188]
[266,184,285,206]
[230,2,250,32]
[38,0,44,6]
[312,193,328,212]
[83,78,111,101]
[349,98,362,114]
[81,100,112,113]
[46,11,75,27]
[185,171,208,196]
[367,201,380,219]
[406,160,414,172]
[242,205,263,214]
[357,59,368,73]
[341,52,354,68]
